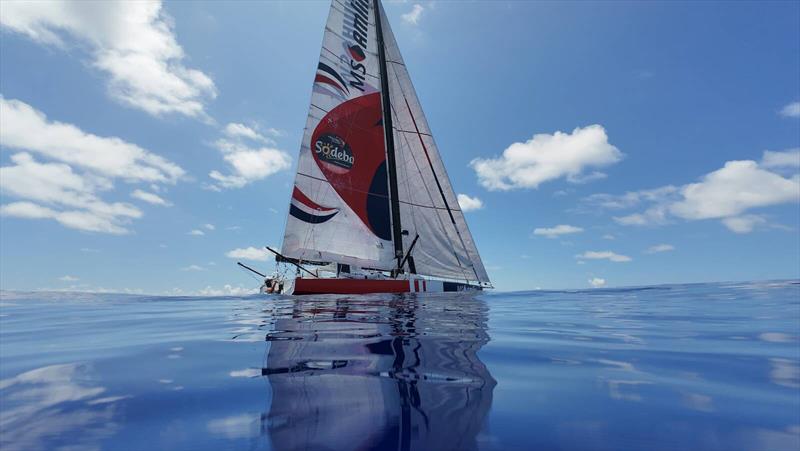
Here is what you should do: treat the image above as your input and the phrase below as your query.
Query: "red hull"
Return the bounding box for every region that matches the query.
[293,278,410,295]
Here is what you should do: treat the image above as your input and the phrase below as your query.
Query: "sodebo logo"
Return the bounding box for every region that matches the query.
[314,134,354,170]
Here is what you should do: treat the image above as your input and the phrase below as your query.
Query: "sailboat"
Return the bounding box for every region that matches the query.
[250,0,491,295]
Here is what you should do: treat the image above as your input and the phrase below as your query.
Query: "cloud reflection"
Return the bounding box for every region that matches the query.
[0,363,127,450]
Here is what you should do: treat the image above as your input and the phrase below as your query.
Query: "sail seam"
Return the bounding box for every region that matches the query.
[296,172,463,212]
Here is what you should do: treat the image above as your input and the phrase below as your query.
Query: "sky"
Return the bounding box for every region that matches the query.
[0,0,798,294]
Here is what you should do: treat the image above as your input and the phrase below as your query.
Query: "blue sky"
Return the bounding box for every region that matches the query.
[0,1,798,294]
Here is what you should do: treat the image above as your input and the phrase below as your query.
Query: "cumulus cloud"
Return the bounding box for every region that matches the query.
[532,224,584,239]
[225,247,270,261]
[58,275,79,282]
[208,138,291,190]
[0,154,142,234]
[203,223,215,230]
[457,194,483,212]
[589,277,606,288]
[645,244,674,254]
[585,150,800,233]
[669,160,798,221]
[188,229,205,236]
[470,125,622,191]
[131,189,171,206]
[0,98,185,233]
[0,1,216,118]
[779,101,800,118]
[402,4,424,25]
[761,149,800,169]
[720,215,767,234]
[0,98,185,183]
[222,123,279,144]
[576,251,632,263]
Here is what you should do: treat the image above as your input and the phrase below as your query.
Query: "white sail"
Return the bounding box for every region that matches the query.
[281,0,396,270]
[378,4,491,284]
[282,0,490,285]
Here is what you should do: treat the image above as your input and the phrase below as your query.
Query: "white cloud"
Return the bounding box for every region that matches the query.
[225,247,270,262]
[576,251,632,263]
[779,101,800,118]
[188,229,205,236]
[721,215,767,234]
[197,285,259,296]
[583,186,678,210]
[588,150,800,233]
[208,138,291,190]
[131,189,171,206]
[589,277,606,288]
[457,194,483,212]
[602,234,615,240]
[0,2,216,118]
[181,264,204,271]
[533,224,584,239]
[203,223,215,230]
[645,244,674,254]
[58,275,79,282]
[669,160,798,221]
[761,149,800,169]
[471,125,622,190]
[223,123,274,143]
[0,97,185,183]
[0,153,142,234]
[207,413,260,439]
[402,4,424,25]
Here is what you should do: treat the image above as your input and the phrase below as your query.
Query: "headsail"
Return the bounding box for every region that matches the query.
[282,0,396,270]
[378,4,491,284]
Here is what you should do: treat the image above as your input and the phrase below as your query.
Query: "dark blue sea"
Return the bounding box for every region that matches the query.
[1,280,798,451]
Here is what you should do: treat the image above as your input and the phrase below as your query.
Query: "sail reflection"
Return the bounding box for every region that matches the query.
[263,293,495,451]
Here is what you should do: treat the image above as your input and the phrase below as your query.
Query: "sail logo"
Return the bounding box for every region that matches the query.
[342,0,371,93]
[315,62,350,99]
[315,134,354,172]
[289,186,339,225]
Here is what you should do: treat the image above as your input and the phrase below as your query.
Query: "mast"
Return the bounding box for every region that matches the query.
[374,0,404,270]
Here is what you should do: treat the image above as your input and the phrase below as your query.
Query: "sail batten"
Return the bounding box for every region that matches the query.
[282,0,490,285]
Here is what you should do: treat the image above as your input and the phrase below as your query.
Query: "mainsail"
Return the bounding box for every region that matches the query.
[282,0,491,285]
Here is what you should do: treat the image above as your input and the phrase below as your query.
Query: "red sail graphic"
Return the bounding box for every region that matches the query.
[310,92,391,241]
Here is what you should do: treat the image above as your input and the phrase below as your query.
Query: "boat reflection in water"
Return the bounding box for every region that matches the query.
[263,293,495,451]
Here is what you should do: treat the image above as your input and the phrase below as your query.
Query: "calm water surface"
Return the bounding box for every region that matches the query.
[1,281,798,450]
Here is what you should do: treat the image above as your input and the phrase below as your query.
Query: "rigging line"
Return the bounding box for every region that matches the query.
[393,71,480,283]
[395,129,433,137]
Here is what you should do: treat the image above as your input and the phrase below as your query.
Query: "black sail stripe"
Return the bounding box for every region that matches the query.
[289,204,338,224]
[317,62,350,93]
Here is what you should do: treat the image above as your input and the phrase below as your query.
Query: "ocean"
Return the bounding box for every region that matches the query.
[1,280,798,451]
